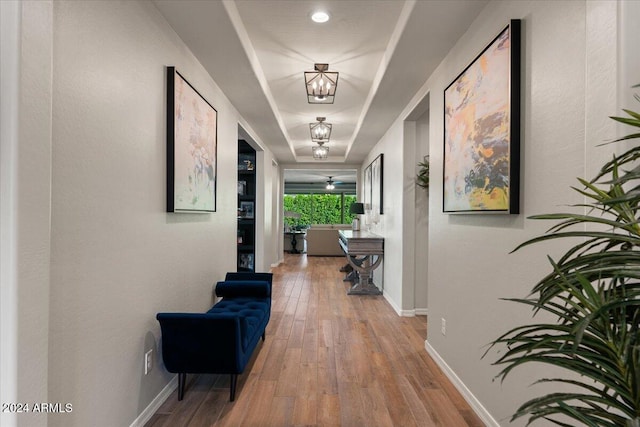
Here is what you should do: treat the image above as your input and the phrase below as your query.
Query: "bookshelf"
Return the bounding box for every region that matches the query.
[237,140,256,271]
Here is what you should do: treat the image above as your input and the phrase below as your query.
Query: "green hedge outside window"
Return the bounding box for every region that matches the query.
[284,194,357,228]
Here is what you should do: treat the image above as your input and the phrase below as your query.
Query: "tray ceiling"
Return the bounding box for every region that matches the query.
[154,0,488,164]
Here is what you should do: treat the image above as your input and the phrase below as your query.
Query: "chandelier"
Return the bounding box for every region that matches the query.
[312,144,329,160]
[309,117,332,143]
[304,63,338,104]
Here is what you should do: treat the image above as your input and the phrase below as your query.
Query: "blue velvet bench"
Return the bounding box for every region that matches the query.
[156,272,272,401]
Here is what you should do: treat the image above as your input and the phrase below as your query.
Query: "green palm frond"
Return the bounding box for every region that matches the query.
[416,155,430,189]
[486,89,640,426]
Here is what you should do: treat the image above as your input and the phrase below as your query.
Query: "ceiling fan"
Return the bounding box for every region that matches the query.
[326,176,336,190]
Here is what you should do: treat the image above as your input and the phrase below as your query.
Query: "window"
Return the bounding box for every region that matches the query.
[284,193,356,228]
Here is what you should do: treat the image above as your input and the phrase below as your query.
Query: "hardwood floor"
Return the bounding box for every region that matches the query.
[145,255,484,427]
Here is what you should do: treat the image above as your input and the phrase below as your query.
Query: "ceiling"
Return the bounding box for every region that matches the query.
[284,168,356,184]
[153,0,488,167]
[283,169,357,194]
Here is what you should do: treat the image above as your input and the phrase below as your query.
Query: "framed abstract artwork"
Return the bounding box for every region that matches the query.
[363,153,384,226]
[167,66,218,212]
[370,154,384,215]
[363,163,372,212]
[443,20,521,214]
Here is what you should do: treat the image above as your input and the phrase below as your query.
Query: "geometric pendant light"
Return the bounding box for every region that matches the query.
[309,117,332,143]
[312,143,329,160]
[304,63,338,104]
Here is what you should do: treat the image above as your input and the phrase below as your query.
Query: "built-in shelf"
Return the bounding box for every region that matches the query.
[237,140,256,272]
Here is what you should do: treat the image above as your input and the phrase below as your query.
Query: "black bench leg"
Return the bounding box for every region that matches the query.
[178,373,186,401]
[230,374,238,402]
[262,331,266,341]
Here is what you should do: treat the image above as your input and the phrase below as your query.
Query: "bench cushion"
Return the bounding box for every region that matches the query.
[207,297,270,351]
[215,280,270,298]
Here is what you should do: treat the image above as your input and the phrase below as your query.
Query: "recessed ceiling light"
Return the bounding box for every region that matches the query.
[311,11,330,23]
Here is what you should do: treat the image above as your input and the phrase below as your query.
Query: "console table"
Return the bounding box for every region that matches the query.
[338,230,384,295]
[285,231,306,254]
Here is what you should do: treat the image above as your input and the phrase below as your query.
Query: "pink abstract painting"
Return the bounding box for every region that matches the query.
[168,68,217,212]
[444,22,519,213]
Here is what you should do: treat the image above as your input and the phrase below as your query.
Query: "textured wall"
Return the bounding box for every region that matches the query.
[1,2,53,426]
[413,111,429,312]
[425,1,617,425]
[10,0,632,425]
[361,123,404,312]
[47,1,271,425]
[365,0,621,424]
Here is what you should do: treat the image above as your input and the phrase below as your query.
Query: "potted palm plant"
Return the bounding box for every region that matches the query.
[416,155,430,190]
[487,86,640,427]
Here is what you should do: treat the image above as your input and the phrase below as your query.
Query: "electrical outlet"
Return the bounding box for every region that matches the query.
[144,349,153,375]
[441,318,446,336]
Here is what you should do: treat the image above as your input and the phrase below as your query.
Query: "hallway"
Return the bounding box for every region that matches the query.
[145,255,484,426]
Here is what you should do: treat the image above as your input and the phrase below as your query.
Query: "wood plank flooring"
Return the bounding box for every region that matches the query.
[145,255,484,427]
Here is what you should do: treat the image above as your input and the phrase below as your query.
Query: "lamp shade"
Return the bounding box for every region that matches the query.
[349,202,365,215]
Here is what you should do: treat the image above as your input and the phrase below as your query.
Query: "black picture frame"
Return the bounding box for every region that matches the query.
[167,66,218,213]
[443,20,520,214]
[239,253,254,270]
[237,180,247,196]
[365,153,384,215]
[363,163,372,212]
[240,201,254,219]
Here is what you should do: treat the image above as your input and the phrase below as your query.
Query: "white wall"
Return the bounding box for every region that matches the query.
[8,0,635,425]
[361,98,429,316]
[366,0,622,424]
[0,2,53,426]
[413,109,429,312]
[0,1,280,426]
[17,3,53,425]
[401,121,417,311]
[619,0,640,112]
[1,2,22,426]
[254,148,280,271]
[268,158,282,268]
[427,1,618,425]
[361,123,406,313]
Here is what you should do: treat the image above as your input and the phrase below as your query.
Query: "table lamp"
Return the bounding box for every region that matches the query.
[349,202,365,231]
[284,210,300,232]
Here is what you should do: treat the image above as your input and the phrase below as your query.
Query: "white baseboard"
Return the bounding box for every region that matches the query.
[425,341,499,427]
[270,258,284,269]
[382,292,402,315]
[400,309,416,317]
[129,375,177,427]
[382,293,428,317]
